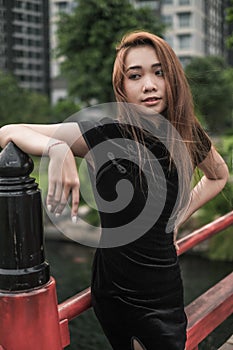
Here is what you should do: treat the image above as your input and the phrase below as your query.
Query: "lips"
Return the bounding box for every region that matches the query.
[142,96,161,102]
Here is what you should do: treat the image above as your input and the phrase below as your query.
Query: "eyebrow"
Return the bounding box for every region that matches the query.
[126,63,161,72]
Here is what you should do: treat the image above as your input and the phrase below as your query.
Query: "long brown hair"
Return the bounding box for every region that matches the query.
[112,31,212,168]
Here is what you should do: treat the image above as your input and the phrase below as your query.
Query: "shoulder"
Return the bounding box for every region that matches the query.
[77,117,123,149]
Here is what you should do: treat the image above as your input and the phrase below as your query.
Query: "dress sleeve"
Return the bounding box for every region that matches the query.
[193,125,212,166]
[78,117,123,149]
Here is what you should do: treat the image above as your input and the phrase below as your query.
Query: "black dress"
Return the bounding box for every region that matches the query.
[77,117,211,350]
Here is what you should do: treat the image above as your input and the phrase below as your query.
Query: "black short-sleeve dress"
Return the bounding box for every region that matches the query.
[77,117,211,350]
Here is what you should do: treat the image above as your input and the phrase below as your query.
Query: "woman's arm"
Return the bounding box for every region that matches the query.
[0,123,88,157]
[174,146,229,247]
[183,146,229,222]
[0,123,89,219]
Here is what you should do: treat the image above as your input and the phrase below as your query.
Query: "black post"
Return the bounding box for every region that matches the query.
[0,142,50,291]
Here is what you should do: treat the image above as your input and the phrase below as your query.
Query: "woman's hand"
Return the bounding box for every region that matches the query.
[0,123,89,222]
[47,142,80,221]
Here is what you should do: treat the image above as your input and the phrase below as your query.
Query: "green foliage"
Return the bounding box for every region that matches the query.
[226,0,233,48]
[22,91,52,124]
[0,69,83,125]
[0,70,52,125]
[51,98,81,122]
[0,71,26,124]
[193,181,233,262]
[185,57,233,133]
[56,0,164,104]
[217,135,233,172]
[76,158,100,226]
[194,110,208,129]
[207,227,233,261]
[197,182,233,226]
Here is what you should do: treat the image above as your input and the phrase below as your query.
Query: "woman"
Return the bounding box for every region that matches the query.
[0,32,229,350]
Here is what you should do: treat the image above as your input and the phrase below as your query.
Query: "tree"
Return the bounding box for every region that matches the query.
[23,92,52,124]
[51,98,81,122]
[0,70,51,125]
[226,0,233,48]
[185,56,233,133]
[56,0,164,104]
[0,71,25,124]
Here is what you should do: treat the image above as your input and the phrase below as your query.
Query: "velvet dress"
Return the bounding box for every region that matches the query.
[77,117,211,350]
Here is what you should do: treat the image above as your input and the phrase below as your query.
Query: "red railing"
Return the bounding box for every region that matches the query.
[1,144,232,350]
[58,210,233,350]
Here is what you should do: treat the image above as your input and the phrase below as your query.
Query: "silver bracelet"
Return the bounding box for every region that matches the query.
[47,141,65,155]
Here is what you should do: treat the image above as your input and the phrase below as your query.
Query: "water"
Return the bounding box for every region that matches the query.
[45,239,233,350]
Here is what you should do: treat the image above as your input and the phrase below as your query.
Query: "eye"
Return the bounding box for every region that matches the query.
[155,69,164,77]
[128,73,141,80]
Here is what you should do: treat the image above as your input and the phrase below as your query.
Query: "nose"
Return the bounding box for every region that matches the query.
[143,76,157,93]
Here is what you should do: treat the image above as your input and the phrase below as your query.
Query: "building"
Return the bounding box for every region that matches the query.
[224,0,233,66]
[131,0,161,14]
[133,0,231,67]
[0,0,50,96]
[161,0,228,66]
[49,0,74,104]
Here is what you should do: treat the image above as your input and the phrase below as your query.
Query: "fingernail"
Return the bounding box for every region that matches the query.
[72,216,77,224]
[47,205,52,212]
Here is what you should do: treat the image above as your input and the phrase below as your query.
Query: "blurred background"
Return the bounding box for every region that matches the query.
[0,0,233,349]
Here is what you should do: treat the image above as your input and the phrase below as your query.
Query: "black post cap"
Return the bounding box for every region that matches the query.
[0,142,50,291]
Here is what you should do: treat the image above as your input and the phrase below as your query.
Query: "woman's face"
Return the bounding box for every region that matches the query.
[123,45,167,114]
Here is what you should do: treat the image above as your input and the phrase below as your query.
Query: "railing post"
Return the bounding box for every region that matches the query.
[0,142,69,350]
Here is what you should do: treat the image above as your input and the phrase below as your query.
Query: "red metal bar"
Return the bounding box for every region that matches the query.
[185,272,233,350]
[58,287,92,322]
[58,211,233,323]
[58,211,233,320]
[2,144,231,349]
[177,211,233,256]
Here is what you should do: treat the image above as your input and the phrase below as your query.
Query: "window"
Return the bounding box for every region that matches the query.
[162,15,173,28]
[16,62,24,69]
[15,1,22,8]
[179,0,190,5]
[56,2,68,12]
[178,34,191,49]
[14,12,25,21]
[14,25,22,33]
[14,49,24,57]
[178,12,191,27]
[162,0,173,4]
[27,27,40,35]
[14,37,24,45]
